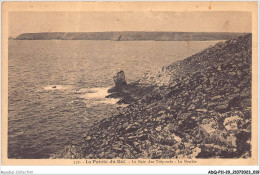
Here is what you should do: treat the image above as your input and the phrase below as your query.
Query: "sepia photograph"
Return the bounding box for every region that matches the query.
[1,1,258,167]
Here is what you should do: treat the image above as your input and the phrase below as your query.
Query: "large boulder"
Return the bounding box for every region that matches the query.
[112,70,127,91]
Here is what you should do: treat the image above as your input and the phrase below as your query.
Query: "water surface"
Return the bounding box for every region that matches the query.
[8,40,220,158]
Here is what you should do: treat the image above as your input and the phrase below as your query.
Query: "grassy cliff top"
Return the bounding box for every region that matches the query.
[15,31,246,41]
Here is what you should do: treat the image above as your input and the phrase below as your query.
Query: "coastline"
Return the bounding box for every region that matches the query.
[14,32,246,41]
[53,34,252,159]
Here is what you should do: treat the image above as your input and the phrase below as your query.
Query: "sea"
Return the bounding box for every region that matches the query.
[8,40,220,158]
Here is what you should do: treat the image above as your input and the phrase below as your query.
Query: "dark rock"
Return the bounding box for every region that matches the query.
[125,124,139,132]
[236,131,251,157]
[200,118,218,136]
[166,123,175,133]
[223,115,242,132]
[113,70,127,90]
[188,104,196,110]
[240,99,251,108]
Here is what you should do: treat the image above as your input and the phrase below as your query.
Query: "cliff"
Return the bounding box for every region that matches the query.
[15,32,245,41]
[53,34,252,159]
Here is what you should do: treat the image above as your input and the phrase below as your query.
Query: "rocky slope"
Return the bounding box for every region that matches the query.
[53,34,252,159]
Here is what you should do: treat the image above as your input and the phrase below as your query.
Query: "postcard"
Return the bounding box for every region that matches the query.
[1,1,258,166]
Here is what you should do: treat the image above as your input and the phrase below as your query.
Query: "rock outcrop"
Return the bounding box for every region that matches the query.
[113,70,127,90]
[53,34,252,159]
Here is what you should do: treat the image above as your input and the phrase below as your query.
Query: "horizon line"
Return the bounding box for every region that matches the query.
[12,31,251,38]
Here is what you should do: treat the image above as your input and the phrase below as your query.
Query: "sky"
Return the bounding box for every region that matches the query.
[9,11,252,37]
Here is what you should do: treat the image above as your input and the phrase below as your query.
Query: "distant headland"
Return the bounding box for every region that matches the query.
[14,32,248,41]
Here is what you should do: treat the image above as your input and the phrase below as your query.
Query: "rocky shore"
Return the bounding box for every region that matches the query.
[53,34,252,159]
